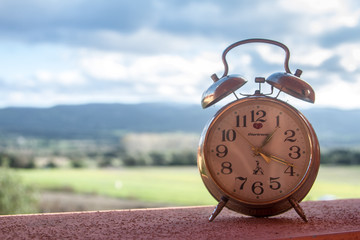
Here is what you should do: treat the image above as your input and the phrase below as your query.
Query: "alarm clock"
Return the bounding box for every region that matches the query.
[198,39,320,222]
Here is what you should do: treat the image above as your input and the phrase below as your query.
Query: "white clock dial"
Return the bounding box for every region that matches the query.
[203,97,315,204]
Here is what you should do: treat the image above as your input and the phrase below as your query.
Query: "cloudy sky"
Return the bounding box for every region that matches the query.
[1,0,360,109]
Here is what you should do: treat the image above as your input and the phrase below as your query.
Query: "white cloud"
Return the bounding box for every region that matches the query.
[279,0,360,34]
[79,28,218,54]
[256,45,286,66]
[0,88,143,108]
[35,70,86,86]
[35,71,53,83]
[77,48,221,88]
[335,43,360,72]
[316,74,360,109]
[280,0,354,15]
[0,1,360,109]
[57,70,87,86]
[79,52,128,81]
[292,46,333,67]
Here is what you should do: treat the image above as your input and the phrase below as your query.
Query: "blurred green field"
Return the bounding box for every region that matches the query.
[17,165,360,206]
[305,165,360,200]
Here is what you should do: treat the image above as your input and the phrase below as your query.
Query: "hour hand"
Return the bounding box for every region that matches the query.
[259,152,271,163]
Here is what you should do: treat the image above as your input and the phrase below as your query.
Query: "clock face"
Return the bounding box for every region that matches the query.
[203,97,315,205]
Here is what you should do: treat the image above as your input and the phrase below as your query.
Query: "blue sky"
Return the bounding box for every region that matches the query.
[1,0,360,109]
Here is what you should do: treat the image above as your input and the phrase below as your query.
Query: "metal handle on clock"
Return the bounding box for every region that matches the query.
[220,38,292,78]
[219,38,315,103]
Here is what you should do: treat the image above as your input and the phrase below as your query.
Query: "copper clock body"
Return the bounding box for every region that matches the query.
[198,96,320,217]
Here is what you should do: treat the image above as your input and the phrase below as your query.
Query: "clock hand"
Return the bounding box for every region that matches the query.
[233,128,271,164]
[268,153,294,167]
[233,128,256,149]
[256,149,292,166]
[258,152,271,163]
[234,128,270,164]
[261,127,279,148]
[233,128,293,167]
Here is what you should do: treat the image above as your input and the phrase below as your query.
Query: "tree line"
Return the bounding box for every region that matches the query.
[0,149,197,168]
[1,147,360,168]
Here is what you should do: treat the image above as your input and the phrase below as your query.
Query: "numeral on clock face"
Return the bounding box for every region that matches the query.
[221,129,236,142]
[235,110,267,128]
[234,177,281,196]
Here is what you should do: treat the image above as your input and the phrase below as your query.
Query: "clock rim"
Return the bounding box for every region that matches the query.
[197,96,320,217]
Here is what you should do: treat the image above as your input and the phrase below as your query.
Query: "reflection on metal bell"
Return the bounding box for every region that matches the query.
[201,74,247,108]
[266,70,315,103]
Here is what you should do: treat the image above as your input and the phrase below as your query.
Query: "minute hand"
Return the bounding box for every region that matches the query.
[261,127,279,148]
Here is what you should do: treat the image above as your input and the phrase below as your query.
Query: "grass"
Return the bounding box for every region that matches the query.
[16,167,217,206]
[305,165,360,200]
[16,165,360,206]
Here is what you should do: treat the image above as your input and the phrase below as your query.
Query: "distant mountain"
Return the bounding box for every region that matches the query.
[301,108,360,148]
[0,103,215,139]
[0,103,358,148]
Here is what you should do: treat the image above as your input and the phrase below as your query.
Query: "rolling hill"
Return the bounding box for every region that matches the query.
[0,103,215,139]
[0,103,358,148]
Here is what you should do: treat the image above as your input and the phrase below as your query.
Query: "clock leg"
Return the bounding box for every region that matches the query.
[209,196,229,222]
[288,197,308,222]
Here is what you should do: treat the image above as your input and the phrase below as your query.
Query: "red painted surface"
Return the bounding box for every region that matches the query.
[0,199,359,239]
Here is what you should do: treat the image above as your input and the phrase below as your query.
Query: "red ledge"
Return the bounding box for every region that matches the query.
[0,199,359,239]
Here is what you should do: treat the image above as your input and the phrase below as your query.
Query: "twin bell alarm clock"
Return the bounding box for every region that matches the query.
[197,38,320,222]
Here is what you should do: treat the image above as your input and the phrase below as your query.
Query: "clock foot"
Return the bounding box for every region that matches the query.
[209,196,229,222]
[288,197,308,222]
